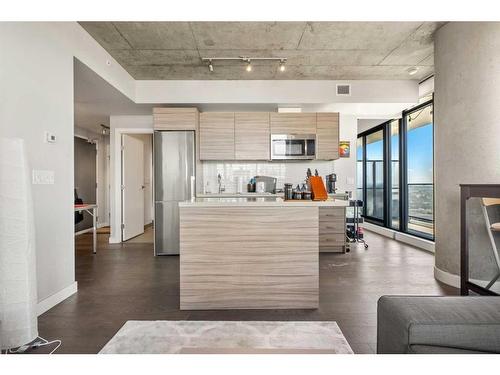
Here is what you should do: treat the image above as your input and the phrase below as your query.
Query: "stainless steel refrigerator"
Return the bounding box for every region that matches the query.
[154,131,195,255]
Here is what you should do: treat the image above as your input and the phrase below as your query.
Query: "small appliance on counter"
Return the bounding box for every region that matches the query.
[326,173,337,194]
[253,176,277,194]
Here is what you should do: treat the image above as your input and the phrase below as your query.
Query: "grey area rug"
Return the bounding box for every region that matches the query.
[99,320,353,354]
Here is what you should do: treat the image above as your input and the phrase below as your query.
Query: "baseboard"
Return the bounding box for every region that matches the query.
[37,281,78,316]
[363,222,435,253]
[434,266,461,288]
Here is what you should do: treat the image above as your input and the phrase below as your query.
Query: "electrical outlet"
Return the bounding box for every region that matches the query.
[32,170,55,185]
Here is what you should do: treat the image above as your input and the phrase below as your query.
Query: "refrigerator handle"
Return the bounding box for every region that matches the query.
[190,175,196,201]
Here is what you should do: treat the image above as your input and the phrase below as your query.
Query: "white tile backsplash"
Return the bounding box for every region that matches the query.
[202,160,335,194]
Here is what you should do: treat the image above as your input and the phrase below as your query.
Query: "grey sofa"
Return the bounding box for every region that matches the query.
[377,296,500,354]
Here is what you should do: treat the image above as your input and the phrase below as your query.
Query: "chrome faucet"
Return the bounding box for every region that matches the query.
[217,173,225,194]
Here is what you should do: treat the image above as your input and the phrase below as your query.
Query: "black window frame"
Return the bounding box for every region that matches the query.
[357,98,435,241]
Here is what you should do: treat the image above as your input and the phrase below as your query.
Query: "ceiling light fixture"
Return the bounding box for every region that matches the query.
[279,59,286,72]
[201,56,287,73]
[407,66,418,76]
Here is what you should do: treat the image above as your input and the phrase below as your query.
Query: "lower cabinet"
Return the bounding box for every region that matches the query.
[319,207,346,253]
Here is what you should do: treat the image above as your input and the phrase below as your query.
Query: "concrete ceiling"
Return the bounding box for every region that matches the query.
[79,22,444,81]
[74,59,153,133]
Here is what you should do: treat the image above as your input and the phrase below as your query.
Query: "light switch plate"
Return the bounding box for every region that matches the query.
[45,132,56,143]
[32,170,55,185]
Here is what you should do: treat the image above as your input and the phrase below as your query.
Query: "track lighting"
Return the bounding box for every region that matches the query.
[201,56,287,74]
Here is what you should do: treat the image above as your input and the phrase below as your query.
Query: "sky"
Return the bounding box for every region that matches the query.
[357,122,433,184]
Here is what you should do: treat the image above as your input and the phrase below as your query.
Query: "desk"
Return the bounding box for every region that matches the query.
[75,204,97,254]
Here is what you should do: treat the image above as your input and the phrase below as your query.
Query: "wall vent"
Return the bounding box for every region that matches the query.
[336,84,351,96]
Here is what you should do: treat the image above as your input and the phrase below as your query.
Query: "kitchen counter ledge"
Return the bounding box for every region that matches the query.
[179,197,349,207]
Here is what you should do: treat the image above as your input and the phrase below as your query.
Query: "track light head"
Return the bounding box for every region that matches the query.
[246,60,252,72]
[279,60,286,72]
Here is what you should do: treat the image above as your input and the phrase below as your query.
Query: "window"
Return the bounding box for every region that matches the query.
[356,137,364,213]
[357,99,434,240]
[404,102,434,238]
[365,129,384,221]
[389,120,400,230]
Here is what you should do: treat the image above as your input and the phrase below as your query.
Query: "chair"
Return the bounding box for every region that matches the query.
[480,198,500,290]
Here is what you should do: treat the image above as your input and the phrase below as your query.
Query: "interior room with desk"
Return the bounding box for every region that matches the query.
[2,17,500,359]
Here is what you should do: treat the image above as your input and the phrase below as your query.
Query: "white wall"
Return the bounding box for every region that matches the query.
[0,22,134,309]
[336,114,358,196]
[135,80,418,106]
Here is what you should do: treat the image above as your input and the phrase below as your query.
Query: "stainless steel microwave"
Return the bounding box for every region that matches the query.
[270,134,316,160]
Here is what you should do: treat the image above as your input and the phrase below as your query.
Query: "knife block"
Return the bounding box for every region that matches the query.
[309,176,328,201]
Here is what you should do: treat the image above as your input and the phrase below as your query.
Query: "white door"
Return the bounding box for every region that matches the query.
[122,134,145,241]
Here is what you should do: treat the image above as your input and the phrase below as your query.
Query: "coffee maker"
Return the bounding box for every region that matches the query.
[325,173,337,194]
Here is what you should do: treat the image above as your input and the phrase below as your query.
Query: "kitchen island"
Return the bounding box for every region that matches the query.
[178,197,348,310]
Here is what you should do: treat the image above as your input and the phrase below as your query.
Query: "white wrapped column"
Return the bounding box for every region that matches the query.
[0,137,38,350]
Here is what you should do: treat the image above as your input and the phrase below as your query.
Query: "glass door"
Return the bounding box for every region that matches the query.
[404,102,434,239]
[365,129,385,222]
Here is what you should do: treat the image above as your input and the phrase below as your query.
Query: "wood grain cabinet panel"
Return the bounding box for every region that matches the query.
[235,112,270,160]
[319,207,346,253]
[180,206,319,310]
[270,113,317,135]
[316,113,340,160]
[153,107,198,131]
[199,112,235,160]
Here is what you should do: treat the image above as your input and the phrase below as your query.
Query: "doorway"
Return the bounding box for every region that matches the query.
[121,133,154,244]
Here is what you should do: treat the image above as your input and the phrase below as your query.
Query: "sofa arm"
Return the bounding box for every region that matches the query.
[377,296,500,354]
[377,296,412,353]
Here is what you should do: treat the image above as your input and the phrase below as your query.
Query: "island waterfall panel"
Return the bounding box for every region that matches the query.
[179,206,319,310]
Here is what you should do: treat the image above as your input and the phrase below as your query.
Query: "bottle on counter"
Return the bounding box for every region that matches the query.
[205,181,211,194]
[284,183,293,200]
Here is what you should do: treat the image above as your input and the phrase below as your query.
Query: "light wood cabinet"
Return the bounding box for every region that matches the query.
[235,112,270,160]
[153,107,198,131]
[316,113,339,160]
[270,113,317,135]
[199,112,235,160]
[319,207,346,253]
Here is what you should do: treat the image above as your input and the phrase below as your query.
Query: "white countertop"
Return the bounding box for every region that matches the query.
[179,196,349,208]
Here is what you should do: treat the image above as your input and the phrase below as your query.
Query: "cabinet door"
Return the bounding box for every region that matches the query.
[316,113,339,160]
[235,112,270,160]
[153,108,198,131]
[319,207,345,253]
[199,112,235,160]
[270,113,316,135]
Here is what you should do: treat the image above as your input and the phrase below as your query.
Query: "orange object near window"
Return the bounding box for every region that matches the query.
[309,176,328,201]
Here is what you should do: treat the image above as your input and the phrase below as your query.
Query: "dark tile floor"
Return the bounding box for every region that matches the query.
[38,230,457,354]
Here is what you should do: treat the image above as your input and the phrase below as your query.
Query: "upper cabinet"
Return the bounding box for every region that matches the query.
[316,113,340,160]
[153,107,198,131]
[270,113,317,135]
[199,112,235,160]
[195,111,339,161]
[235,112,270,160]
